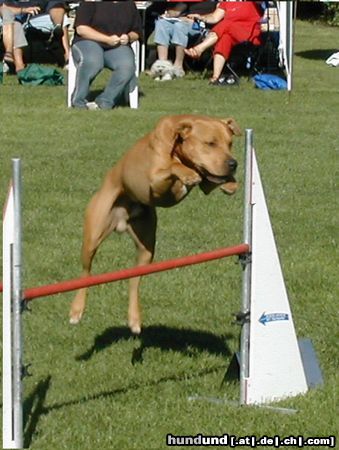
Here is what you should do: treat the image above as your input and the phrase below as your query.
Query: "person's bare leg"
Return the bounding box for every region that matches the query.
[174,45,185,68]
[157,44,169,61]
[2,23,14,56]
[211,53,226,82]
[49,7,65,26]
[62,26,70,62]
[13,47,25,72]
[49,7,69,61]
[173,45,186,76]
[184,32,218,59]
[2,22,16,72]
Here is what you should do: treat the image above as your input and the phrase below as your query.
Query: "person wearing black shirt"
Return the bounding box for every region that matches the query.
[71,0,142,109]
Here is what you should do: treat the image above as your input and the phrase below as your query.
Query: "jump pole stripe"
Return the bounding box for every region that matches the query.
[22,243,250,301]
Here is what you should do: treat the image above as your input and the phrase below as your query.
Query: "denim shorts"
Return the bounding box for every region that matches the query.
[154,17,201,48]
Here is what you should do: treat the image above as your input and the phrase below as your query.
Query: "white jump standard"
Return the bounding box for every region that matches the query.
[240,130,321,405]
[2,160,24,449]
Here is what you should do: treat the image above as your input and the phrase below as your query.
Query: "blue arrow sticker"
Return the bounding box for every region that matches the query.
[259,312,289,326]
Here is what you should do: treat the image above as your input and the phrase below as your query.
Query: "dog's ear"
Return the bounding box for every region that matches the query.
[221,118,242,136]
[150,116,193,155]
[176,120,193,140]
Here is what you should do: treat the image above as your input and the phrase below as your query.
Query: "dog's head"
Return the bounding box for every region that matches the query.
[152,115,241,194]
[150,60,173,78]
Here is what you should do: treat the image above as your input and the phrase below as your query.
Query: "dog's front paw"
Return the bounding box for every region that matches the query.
[70,291,86,324]
[179,170,202,186]
[69,310,83,325]
[129,318,142,335]
[183,174,202,186]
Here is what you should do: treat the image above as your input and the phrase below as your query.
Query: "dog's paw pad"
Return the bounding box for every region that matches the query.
[69,313,82,325]
[129,321,141,335]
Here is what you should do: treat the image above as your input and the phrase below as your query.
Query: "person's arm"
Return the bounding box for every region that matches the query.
[187,7,225,25]
[3,4,40,16]
[76,25,121,47]
[120,31,140,45]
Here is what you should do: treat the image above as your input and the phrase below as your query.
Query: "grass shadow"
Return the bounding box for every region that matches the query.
[86,89,137,106]
[42,362,227,416]
[76,325,233,364]
[23,375,52,448]
[20,333,234,442]
[295,48,338,60]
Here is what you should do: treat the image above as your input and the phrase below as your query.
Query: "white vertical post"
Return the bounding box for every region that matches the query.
[129,40,140,109]
[3,182,15,449]
[12,159,24,448]
[277,1,295,91]
[2,159,23,449]
[240,129,253,405]
[67,51,76,108]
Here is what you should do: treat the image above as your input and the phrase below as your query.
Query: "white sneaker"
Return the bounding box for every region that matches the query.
[172,67,185,78]
[161,72,173,81]
[2,61,9,74]
[86,101,100,110]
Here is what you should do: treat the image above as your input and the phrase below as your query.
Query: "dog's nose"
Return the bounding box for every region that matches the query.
[228,159,238,172]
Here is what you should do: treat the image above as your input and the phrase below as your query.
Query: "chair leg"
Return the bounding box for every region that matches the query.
[224,62,241,84]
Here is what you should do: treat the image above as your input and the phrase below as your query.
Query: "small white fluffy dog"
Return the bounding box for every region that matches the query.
[150,59,174,81]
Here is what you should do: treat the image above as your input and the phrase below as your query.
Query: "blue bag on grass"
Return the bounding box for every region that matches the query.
[253,74,287,90]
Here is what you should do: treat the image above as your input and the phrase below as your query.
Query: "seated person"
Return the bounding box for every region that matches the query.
[139,0,167,45]
[71,0,142,110]
[23,0,70,63]
[0,2,40,73]
[185,1,264,85]
[152,0,217,81]
[43,0,70,63]
[1,1,70,64]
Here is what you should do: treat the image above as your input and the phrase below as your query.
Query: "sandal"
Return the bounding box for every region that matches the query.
[184,47,202,60]
[208,77,219,84]
[3,52,16,74]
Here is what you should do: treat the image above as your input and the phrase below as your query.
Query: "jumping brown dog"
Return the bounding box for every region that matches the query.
[70,114,241,333]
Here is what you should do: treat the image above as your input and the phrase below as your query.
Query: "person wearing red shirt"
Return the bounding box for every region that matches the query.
[185,1,264,85]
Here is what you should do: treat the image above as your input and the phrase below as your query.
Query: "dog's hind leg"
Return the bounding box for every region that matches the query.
[126,206,157,334]
[70,181,121,325]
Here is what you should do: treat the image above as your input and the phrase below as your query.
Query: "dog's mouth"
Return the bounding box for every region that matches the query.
[199,168,235,185]
[206,173,231,184]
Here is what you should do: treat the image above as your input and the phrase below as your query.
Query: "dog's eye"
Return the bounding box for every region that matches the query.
[206,141,217,147]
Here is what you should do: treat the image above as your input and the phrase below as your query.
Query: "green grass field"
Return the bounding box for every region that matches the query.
[1,20,338,449]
